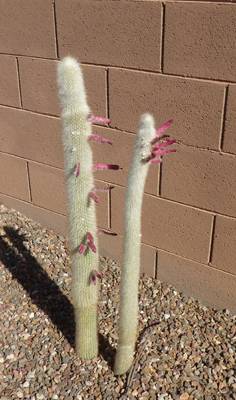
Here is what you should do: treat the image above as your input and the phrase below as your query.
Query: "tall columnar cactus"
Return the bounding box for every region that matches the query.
[57,56,118,358]
[114,113,176,375]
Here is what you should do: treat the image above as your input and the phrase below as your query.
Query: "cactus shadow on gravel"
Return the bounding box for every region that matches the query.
[0,226,113,363]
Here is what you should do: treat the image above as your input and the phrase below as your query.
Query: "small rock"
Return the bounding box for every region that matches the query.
[180,394,189,400]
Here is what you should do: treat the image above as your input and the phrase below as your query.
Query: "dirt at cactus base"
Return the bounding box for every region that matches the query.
[0,205,235,400]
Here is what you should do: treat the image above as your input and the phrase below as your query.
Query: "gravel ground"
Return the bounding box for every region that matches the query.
[0,204,235,400]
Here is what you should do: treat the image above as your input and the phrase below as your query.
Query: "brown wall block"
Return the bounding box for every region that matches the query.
[163,3,236,81]
[82,65,107,118]
[94,180,109,230]
[211,215,236,275]
[0,153,30,202]
[110,185,213,264]
[28,162,67,215]
[140,243,156,278]
[161,144,236,218]
[18,58,60,116]
[142,196,213,264]
[99,233,123,265]
[157,251,236,314]
[56,0,162,71]
[0,194,69,238]
[223,85,236,154]
[0,0,56,58]
[0,107,63,168]
[109,69,225,149]
[92,126,160,195]
[0,55,21,108]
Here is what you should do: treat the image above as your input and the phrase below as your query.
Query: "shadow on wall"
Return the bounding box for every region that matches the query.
[0,227,113,365]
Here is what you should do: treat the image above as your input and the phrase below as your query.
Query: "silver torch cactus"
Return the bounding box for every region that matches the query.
[114,113,176,375]
[57,56,119,359]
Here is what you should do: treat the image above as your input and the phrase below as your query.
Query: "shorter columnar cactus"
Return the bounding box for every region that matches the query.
[57,56,119,358]
[114,113,176,375]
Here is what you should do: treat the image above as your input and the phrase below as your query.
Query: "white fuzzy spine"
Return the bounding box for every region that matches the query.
[57,56,99,358]
[114,114,156,375]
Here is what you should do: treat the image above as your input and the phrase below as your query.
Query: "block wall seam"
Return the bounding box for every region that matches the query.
[26,161,33,203]
[106,69,110,121]
[219,84,229,151]
[207,214,216,265]
[15,57,23,108]
[160,2,165,73]
[82,63,236,86]
[52,1,59,60]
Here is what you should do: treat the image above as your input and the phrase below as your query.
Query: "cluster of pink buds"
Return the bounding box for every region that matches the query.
[91,269,102,285]
[76,115,120,257]
[79,232,97,254]
[147,119,176,163]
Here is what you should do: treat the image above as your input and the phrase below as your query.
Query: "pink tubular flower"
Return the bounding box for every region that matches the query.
[88,241,96,253]
[153,139,176,151]
[155,119,173,137]
[87,113,110,124]
[151,148,176,158]
[75,162,80,178]
[86,232,94,243]
[79,243,86,254]
[97,229,118,236]
[150,158,163,164]
[93,164,120,170]
[91,270,102,285]
[89,191,99,203]
[93,186,114,191]
[88,135,112,145]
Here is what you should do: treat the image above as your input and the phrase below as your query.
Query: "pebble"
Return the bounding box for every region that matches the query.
[0,205,236,399]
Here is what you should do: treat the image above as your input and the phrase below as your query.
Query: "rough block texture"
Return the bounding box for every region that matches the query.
[163,3,236,81]
[1,0,236,313]
[161,144,236,218]
[0,0,56,58]
[108,69,225,149]
[0,55,21,108]
[56,0,162,71]
[0,153,30,201]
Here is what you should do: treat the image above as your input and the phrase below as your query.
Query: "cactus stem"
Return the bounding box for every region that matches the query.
[91,270,102,285]
[89,191,99,203]
[93,163,120,170]
[75,162,80,178]
[155,119,173,136]
[88,135,112,145]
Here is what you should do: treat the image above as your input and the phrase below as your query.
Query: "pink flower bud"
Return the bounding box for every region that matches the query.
[88,135,112,145]
[89,191,99,203]
[75,162,80,178]
[87,232,94,243]
[88,241,97,253]
[79,243,86,254]
[93,164,120,170]
[91,270,102,285]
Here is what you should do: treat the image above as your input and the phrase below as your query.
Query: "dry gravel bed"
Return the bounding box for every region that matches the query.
[0,205,235,400]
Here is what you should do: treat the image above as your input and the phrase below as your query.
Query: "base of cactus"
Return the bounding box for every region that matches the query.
[114,344,134,375]
[74,305,98,359]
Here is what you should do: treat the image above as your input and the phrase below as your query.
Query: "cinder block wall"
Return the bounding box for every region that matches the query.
[0,0,236,313]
